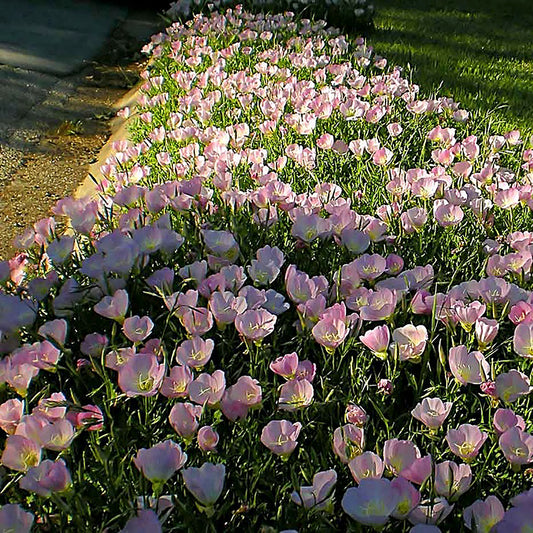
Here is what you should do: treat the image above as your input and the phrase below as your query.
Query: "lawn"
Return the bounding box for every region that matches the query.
[370,0,533,135]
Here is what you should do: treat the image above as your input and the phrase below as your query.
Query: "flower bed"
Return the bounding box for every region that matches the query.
[1,5,533,532]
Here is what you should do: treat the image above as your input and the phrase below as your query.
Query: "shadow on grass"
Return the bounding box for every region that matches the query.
[370,0,533,132]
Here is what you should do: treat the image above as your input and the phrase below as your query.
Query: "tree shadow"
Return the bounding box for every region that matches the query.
[370,0,533,130]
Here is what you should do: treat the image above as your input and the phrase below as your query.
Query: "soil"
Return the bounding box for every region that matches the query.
[0,15,158,260]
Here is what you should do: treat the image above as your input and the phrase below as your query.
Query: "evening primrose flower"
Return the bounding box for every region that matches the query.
[342,478,399,527]
[202,230,239,262]
[169,403,202,440]
[493,408,526,436]
[93,289,129,323]
[291,469,337,510]
[463,495,505,532]
[234,309,276,341]
[182,462,225,507]
[121,509,161,533]
[392,324,428,362]
[390,477,421,519]
[411,397,452,429]
[495,369,531,403]
[133,440,187,484]
[434,461,472,501]
[117,354,165,397]
[19,459,72,497]
[0,398,24,434]
[348,451,383,483]
[1,435,41,472]
[176,336,214,368]
[498,427,533,466]
[513,322,533,357]
[197,426,219,452]
[448,345,490,385]
[333,424,365,464]
[261,420,302,458]
[0,504,34,533]
[446,424,487,462]
[383,438,420,476]
[122,316,154,343]
[278,379,314,411]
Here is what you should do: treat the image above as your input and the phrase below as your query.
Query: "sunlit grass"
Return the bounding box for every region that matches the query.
[370,0,533,135]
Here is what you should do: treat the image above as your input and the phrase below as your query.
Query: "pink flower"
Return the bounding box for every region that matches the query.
[341,228,370,255]
[93,289,129,322]
[392,324,427,362]
[408,497,454,525]
[312,314,348,351]
[38,319,68,346]
[261,420,302,457]
[121,509,161,533]
[463,495,504,533]
[434,201,464,227]
[342,478,400,527]
[495,369,531,403]
[202,230,239,262]
[285,265,328,304]
[235,309,276,341]
[182,462,225,506]
[345,403,368,426]
[291,469,337,510]
[123,316,154,343]
[434,461,472,501]
[354,254,387,281]
[448,345,490,385]
[168,402,202,439]
[373,147,393,166]
[278,379,313,411]
[160,365,192,398]
[188,370,226,407]
[378,378,394,395]
[411,397,452,429]
[35,419,75,451]
[0,504,34,533]
[333,424,365,464]
[446,424,487,461]
[117,354,165,397]
[513,322,533,357]
[209,291,247,325]
[359,289,397,321]
[270,352,298,379]
[493,408,526,436]
[19,459,71,497]
[0,399,24,434]
[66,405,104,431]
[134,440,187,484]
[391,477,421,519]
[1,435,41,472]
[348,451,383,483]
[198,426,219,452]
[176,337,214,368]
[383,438,420,476]
[401,208,427,234]
[453,301,486,332]
[498,427,533,465]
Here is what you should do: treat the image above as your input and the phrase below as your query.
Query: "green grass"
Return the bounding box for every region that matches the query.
[369,0,533,135]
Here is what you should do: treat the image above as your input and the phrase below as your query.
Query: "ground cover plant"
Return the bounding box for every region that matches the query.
[1,5,533,532]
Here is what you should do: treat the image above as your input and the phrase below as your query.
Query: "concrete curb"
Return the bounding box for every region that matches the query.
[74,82,142,200]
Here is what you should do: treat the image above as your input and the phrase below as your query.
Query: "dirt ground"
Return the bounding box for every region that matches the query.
[0,16,157,260]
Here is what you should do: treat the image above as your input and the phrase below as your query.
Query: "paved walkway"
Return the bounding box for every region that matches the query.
[0,0,127,75]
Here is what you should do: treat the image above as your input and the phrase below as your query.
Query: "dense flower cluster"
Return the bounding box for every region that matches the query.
[0,5,532,531]
[167,0,375,32]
